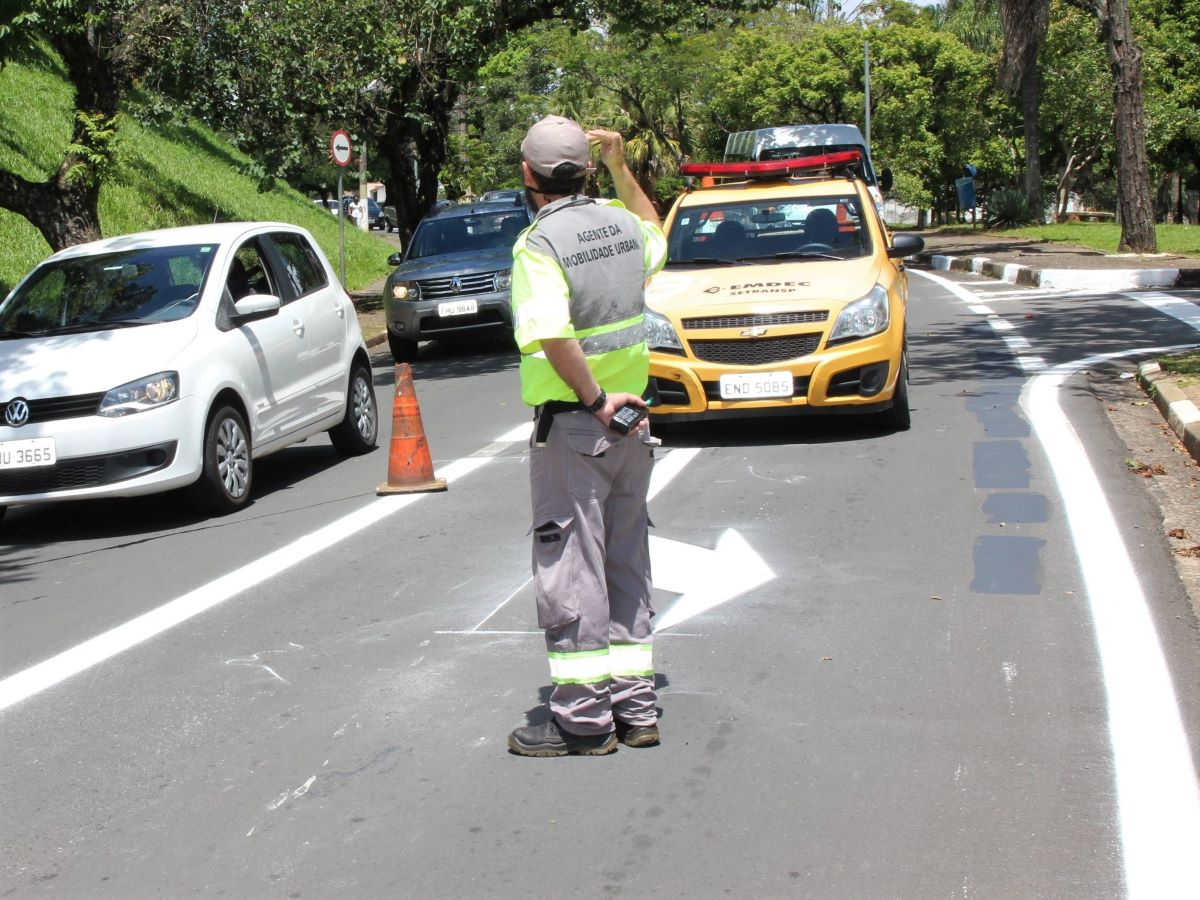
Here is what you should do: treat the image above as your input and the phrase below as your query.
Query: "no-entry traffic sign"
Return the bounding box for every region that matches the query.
[330,130,352,167]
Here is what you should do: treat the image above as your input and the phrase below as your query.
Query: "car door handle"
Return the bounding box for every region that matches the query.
[292,319,305,337]
[335,302,345,319]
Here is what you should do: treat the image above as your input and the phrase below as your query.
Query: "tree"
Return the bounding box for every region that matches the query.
[0,0,131,249]
[1066,0,1157,250]
[998,0,1050,223]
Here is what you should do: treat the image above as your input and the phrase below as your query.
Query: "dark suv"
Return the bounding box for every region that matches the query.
[382,198,531,361]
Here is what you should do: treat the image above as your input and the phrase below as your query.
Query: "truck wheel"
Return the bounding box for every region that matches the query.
[188,405,253,513]
[388,333,418,363]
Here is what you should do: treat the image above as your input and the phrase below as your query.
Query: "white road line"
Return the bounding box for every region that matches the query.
[0,430,529,713]
[1024,349,1200,900]
[1124,291,1200,331]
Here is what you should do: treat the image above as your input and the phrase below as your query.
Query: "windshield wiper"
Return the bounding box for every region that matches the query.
[0,328,39,339]
[666,257,738,267]
[774,250,843,260]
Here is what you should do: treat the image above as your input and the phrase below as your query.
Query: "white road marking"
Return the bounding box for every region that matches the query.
[916,268,1200,893]
[0,432,527,713]
[441,446,705,636]
[1124,291,1200,331]
[650,530,775,632]
[1023,349,1200,899]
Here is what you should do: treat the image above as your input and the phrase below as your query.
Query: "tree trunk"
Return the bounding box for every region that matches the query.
[1100,0,1156,252]
[1019,59,1044,223]
[0,169,102,252]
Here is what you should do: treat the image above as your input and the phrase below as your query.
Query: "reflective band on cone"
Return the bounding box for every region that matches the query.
[376,362,448,494]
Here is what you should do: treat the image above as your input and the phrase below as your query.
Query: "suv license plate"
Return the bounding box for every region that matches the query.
[0,437,57,470]
[438,299,477,317]
[719,372,793,399]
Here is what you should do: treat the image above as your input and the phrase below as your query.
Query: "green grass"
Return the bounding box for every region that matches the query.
[933,222,1200,257]
[0,46,393,297]
[1157,351,1200,377]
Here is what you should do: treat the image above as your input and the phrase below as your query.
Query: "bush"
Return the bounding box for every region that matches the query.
[984,188,1034,228]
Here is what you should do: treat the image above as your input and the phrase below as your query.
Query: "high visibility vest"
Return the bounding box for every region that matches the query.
[511,197,667,407]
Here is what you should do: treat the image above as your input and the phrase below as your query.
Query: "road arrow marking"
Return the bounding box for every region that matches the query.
[650,529,774,632]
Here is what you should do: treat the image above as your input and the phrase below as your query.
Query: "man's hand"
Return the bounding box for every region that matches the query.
[596,391,648,434]
[586,129,626,173]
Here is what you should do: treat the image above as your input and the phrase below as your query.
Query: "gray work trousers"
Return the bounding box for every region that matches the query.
[529,409,656,735]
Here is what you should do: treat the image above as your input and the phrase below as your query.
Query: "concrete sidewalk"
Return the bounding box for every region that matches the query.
[915,230,1200,291]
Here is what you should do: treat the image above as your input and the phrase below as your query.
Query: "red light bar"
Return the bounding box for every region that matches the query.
[680,149,863,179]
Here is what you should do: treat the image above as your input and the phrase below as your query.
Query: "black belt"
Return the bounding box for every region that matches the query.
[533,400,586,444]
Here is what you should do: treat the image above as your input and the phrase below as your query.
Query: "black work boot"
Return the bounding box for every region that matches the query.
[615,720,660,748]
[507,718,617,757]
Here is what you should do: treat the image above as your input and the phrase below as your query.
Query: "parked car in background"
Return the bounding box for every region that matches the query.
[314,198,340,215]
[480,189,524,204]
[0,223,378,525]
[342,196,389,230]
[381,200,532,361]
[383,205,399,233]
[644,145,921,429]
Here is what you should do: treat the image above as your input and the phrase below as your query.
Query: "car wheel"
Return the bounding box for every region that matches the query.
[388,332,418,363]
[879,350,911,431]
[0,506,6,526]
[329,362,379,455]
[188,405,253,513]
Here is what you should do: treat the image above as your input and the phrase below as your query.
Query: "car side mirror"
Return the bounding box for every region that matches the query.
[231,293,281,324]
[879,168,894,193]
[387,251,404,266]
[888,233,924,259]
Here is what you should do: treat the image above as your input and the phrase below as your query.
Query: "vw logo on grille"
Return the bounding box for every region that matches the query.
[4,398,31,427]
[449,277,462,294]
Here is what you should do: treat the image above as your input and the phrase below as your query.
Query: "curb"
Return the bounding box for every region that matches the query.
[1136,362,1200,465]
[916,252,1200,291]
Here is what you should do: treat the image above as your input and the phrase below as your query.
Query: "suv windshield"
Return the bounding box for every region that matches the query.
[667,194,873,263]
[0,244,214,337]
[407,210,529,261]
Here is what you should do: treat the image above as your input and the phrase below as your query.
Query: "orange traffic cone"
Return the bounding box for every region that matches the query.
[376,363,448,495]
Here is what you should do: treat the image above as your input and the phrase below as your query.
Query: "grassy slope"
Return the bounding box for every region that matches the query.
[0,47,393,297]
[930,222,1199,257]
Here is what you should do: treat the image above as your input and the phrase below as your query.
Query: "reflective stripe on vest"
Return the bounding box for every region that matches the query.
[547,648,610,685]
[609,642,653,678]
[576,315,645,356]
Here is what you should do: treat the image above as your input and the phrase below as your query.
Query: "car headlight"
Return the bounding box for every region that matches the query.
[495,269,512,291]
[392,280,420,301]
[644,308,683,352]
[829,285,890,344]
[98,371,179,417]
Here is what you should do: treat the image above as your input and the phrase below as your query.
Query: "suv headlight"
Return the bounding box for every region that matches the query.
[495,269,512,291]
[644,308,683,352]
[98,371,179,417]
[392,280,420,302]
[829,285,890,344]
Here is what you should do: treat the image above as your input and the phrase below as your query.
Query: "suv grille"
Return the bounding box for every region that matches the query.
[416,272,500,299]
[682,311,828,330]
[2,392,104,428]
[688,334,822,366]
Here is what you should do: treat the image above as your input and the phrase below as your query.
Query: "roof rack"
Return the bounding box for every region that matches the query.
[679,149,864,181]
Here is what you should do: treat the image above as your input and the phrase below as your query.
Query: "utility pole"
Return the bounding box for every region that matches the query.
[358,140,369,232]
[863,41,871,156]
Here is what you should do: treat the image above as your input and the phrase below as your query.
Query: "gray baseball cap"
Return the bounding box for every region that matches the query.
[521,115,593,178]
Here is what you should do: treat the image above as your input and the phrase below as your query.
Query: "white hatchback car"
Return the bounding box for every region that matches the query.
[0,222,379,523]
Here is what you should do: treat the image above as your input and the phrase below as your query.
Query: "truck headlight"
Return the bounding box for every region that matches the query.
[98,372,179,417]
[392,280,420,301]
[495,269,512,291]
[829,285,890,344]
[644,308,683,352]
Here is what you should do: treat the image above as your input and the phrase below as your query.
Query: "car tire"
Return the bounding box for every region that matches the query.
[388,332,418,363]
[0,506,6,526]
[329,362,379,455]
[188,405,253,514]
[879,350,911,431]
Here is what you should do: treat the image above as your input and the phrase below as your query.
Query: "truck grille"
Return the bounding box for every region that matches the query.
[416,272,500,299]
[682,311,828,330]
[688,333,822,366]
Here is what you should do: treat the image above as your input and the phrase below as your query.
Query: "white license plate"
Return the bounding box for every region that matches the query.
[719,371,794,400]
[438,299,478,317]
[0,436,57,470]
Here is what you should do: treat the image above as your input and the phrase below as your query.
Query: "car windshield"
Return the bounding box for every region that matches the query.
[667,194,873,263]
[0,244,214,337]
[407,210,528,261]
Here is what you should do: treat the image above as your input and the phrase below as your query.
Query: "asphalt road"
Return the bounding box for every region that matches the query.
[2,275,1199,898]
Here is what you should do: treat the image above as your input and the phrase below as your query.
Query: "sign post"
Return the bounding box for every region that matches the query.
[330,130,353,285]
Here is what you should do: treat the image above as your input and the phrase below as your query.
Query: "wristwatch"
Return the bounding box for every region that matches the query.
[585,389,607,414]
